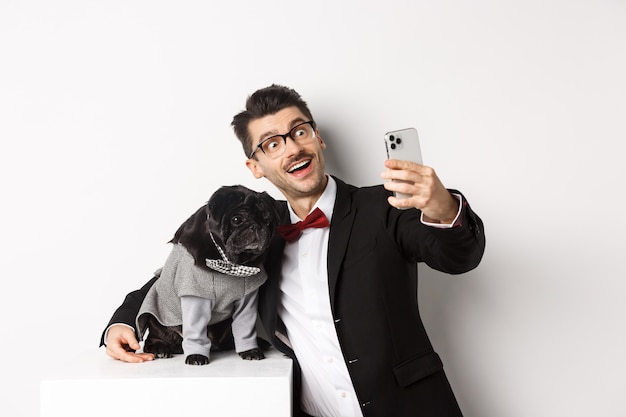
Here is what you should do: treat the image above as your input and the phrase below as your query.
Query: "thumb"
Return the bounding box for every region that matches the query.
[122,333,141,351]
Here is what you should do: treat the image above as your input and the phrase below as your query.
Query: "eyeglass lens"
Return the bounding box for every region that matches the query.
[259,122,315,158]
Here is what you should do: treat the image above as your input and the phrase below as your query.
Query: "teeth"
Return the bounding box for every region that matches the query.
[288,161,309,173]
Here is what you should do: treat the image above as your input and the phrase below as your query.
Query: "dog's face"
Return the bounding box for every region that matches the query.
[206,185,279,265]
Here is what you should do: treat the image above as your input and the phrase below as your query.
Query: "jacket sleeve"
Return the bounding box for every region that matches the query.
[99,275,158,346]
[417,190,485,274]
[387,188,485,275]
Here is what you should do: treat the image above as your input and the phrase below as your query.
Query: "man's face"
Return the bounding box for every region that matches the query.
[245,106,327,203]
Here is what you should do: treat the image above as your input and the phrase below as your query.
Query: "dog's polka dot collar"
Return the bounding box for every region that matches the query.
[205,230,261,277]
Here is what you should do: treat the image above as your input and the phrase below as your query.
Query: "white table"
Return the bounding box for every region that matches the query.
[40,347,293,417]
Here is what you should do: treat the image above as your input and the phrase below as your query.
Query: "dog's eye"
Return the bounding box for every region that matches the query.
[231,215,243,226]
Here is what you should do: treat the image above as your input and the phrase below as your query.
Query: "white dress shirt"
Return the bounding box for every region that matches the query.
[278,176,363,417]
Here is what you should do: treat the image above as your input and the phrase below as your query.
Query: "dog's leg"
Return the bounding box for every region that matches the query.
[206,318,235,352]
[231,290,264,360]
[143,315,183,359]
[181,295,214,365]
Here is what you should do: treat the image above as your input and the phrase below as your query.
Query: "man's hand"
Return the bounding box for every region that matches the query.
[105,324,154,363]
[381,159,459,223]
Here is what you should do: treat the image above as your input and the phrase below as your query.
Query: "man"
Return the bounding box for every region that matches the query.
[102,84,485,417]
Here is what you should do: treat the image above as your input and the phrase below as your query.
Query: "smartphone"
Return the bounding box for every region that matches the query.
[384,128,423,201]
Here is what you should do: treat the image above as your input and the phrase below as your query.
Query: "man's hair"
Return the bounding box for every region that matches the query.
[231,84,314,158]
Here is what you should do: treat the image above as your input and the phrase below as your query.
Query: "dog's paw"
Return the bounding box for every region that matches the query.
[143,340,174,359]
[185,354,210,365]
[239,348,265,360]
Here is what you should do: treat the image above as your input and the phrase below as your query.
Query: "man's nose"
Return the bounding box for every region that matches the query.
[283,134,304,155]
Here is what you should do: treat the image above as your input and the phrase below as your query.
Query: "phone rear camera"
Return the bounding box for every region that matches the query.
[396,138,402,145]
[390,143,397,150]
[389,135,395,142]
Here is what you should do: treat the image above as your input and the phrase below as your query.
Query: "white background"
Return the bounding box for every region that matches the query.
[1,1,625,416]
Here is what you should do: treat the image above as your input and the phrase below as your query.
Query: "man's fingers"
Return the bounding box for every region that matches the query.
[123,337,141,352]
[381,160,456,220]
[104,325,154,363]
[106,344,154,363]
[382,160,434,184]
[384,158,425,172]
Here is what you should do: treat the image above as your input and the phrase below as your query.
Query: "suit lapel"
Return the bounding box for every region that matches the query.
[327,177,356,309]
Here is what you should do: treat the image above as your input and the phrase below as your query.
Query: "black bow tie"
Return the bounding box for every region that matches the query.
[277,207,330,242]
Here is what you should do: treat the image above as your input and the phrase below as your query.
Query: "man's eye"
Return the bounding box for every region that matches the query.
[263,138,282,153]
[293,128,306,138]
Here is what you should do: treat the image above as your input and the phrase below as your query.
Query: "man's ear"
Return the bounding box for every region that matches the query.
[316,130,326,150]
[246,158,265,179]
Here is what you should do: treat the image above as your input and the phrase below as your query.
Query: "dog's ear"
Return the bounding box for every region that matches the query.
[170,205,208,244]
[169,203,218,267]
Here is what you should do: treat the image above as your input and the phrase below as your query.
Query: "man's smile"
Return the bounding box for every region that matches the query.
[287,159,312,174]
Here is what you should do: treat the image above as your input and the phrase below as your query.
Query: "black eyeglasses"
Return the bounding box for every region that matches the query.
[248,121,317,159]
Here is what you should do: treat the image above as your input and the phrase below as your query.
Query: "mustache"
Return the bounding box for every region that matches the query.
[283,151,315,170]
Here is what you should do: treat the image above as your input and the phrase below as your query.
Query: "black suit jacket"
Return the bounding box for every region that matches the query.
[102,176,485,417]
[258,177,484,417]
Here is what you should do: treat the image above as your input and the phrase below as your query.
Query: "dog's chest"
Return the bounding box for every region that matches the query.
[177,267,267,307]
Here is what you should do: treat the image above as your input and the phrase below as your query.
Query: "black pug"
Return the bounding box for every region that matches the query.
[136,185,279,365]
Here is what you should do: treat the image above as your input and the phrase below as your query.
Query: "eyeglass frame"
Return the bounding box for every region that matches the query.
[247,120,317,159]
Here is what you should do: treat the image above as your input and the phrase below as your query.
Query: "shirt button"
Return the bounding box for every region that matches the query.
[340,391,348,398]
[326,357,334,364]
